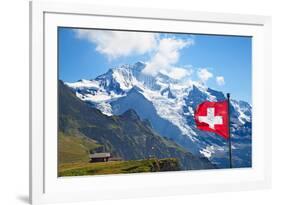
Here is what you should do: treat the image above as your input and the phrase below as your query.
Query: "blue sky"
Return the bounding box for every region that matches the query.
[59,27,252,103]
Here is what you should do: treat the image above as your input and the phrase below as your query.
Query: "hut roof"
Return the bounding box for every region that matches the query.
[89,153,111,158]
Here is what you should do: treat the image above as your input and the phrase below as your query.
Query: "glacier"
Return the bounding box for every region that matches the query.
[65,62,252,168]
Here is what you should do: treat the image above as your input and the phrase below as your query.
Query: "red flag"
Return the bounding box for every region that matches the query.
[194,100,229,139]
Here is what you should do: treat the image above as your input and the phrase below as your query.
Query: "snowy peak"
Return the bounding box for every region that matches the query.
[93,61,147,93]
[65,79,100,89]
[206,88,226,101]
[66,63,251,127]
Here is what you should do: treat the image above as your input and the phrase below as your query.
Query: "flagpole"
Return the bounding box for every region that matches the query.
[227,93,232,168]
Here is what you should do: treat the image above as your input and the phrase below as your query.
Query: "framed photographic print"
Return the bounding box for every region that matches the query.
[30,1,272,204]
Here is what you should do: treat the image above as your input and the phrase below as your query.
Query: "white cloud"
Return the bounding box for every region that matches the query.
[160,67,193,80]
[75,29,158,59]
[142,37,194,80]
[216,76,225,86]
[75,29,194,80]
[197,68,213,82]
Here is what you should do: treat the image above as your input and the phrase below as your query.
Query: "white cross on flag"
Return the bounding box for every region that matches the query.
[194,100,229,139]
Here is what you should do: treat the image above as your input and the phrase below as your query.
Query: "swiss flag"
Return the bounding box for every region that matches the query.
[194,100,229,139]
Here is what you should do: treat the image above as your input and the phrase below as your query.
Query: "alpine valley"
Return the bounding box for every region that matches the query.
[63,61,252,169]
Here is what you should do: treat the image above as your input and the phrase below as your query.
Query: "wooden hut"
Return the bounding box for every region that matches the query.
[89,153,111,163]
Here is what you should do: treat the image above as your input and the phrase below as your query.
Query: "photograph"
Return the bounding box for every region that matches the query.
[58,27,252,177]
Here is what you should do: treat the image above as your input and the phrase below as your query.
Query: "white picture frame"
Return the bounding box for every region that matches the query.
[30,1,272,204]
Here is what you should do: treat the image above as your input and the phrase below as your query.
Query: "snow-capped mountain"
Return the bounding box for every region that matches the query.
[65,62,252,168]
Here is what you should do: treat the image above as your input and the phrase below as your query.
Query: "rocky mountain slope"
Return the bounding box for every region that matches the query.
[59,80,214,170]
[66,62,252,168]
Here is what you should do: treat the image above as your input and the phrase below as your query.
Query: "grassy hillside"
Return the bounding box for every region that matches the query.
[59,158,180,176]
[58,132,102,163]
